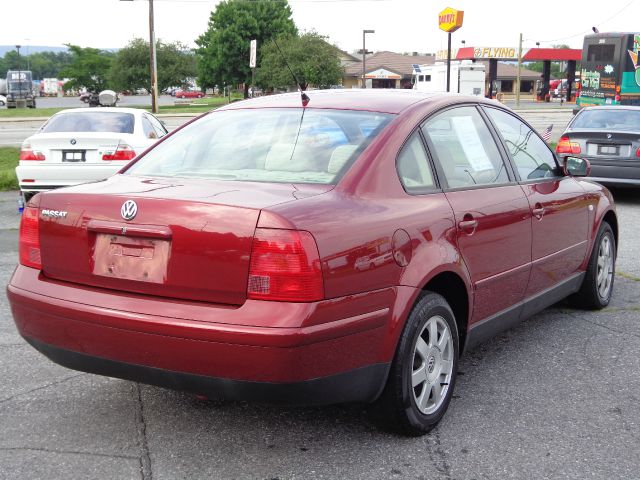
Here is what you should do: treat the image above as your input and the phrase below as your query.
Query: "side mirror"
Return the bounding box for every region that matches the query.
[563,156,591,177]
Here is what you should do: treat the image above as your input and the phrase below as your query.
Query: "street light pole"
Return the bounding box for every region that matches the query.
[362,29,375,88]
[15,45,22,101]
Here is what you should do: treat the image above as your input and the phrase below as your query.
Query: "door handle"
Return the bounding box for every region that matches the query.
[458,219,478,230]
[532,204,545,219]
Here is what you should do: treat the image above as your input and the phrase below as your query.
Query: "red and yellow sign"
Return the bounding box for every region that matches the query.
[438,7,464,33]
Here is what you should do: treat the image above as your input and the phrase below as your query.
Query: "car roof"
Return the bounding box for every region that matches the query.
[218,89,451,115]
[53,107,147,116]
[580,105,640,112]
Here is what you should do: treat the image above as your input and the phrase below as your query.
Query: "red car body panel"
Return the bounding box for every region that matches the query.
[445,185,532,324]
[7,90,617,405]
[521,178,590,296]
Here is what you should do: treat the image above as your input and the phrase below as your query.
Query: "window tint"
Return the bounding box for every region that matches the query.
[42,112,135,134]
[421,106,509,188]
[397,132,436,194]
[572,108,640,131]
[126,108,394,185]
[485,108,560,180]
[586,43,616,62]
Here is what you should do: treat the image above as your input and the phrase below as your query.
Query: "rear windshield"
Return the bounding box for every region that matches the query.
[42,112,135,134]
[572,109,640,131]
[125,108,394,184]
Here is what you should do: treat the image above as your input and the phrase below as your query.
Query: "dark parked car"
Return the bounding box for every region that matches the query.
[8,90,617,435]
[557,105,640,187]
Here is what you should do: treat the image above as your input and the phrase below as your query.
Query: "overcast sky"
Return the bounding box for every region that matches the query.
[2,0,638,54]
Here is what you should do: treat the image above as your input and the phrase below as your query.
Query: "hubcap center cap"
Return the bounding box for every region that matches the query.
[426,347,442,382]
[427,355,436,373]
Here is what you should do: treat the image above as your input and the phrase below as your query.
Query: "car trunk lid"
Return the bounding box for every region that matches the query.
[566,130,639,159]
[27,132,140,164]
[37,175,331,305]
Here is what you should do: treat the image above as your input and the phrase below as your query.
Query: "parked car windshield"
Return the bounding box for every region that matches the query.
[126,108,394,184]
[42,112,135,134]
[572,109,640,131]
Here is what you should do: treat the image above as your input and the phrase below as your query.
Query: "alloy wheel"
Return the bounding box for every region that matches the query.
[411,315,454,415]
[596,234,614,300]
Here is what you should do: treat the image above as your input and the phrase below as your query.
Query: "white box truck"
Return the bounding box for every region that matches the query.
[413,61,485,96]
[42,78,59,97]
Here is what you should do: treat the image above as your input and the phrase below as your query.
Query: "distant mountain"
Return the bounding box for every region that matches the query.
[0,45,120,56]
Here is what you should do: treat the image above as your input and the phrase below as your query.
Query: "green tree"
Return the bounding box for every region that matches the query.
[196,0,296,97]
[29,51,74,79]
[257,32,344,91]
[59,44,114,92]
[110,38,197,93]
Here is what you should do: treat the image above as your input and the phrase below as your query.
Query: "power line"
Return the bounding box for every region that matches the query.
[532,0,636,44]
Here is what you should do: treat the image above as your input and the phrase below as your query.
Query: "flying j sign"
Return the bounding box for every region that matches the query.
[438,7,464,33]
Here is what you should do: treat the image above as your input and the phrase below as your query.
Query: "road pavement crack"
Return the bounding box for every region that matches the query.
[421,428,453,479]
[560,309,640,341]
[0,373,85,405]
[0,446,139,462]
[135,383,153,480]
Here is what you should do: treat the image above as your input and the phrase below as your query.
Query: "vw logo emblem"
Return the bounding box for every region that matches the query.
[120,200,138,221]
[70,139,77,145]
[607,134,612,139]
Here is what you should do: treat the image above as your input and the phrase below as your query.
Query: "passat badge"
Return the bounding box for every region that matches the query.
[121,200,138,221]
[41,209,67,218]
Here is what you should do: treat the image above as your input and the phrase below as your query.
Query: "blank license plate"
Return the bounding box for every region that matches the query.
[62,150,86,162]
[597,145,619,155]
[92,233,170,283]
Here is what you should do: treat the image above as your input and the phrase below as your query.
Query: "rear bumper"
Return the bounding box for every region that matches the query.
[8,265,405,405]
[16,163,125,193]
[588,161,640,187]
[24,337,389,406]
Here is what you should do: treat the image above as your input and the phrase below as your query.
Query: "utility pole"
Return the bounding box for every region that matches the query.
[149,0,158,113]
[516,33,523,108]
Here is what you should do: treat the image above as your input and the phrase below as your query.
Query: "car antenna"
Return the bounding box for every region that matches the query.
[274,38,310,107]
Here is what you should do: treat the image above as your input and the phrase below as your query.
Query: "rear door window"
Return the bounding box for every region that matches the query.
[396,131,437,194]
[141,116,158,139]
[421,106,509,188]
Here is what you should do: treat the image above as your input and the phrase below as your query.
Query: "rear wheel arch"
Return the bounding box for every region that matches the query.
[421,271,470,353]
[602,210,618,252]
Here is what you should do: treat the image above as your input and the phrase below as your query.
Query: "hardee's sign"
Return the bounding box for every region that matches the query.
[438,7,464,33]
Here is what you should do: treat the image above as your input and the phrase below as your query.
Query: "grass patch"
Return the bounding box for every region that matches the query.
[0,147,19,190]
[617,271,640,282]
[0,107,64,118]
[0,95,243,118]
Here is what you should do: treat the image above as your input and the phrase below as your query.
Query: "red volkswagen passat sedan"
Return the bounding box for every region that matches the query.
[8,90,617,435]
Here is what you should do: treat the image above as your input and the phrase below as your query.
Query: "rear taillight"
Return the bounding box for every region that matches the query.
[102,143,136,161]
[636,147,640,158]
[248,228,324,302]
[556,135,581,154]
[20,143,45,161]
[19,205,41,269]
[615,94,621,102]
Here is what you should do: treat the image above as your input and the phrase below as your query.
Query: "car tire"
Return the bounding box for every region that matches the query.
[376,292,459,436]
[570,222,615,309]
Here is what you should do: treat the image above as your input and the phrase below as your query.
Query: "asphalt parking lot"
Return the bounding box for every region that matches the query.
[1,188,639,480]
